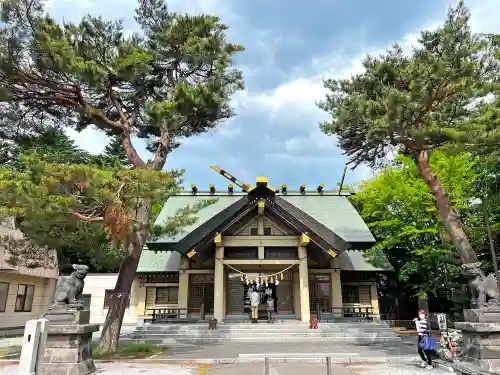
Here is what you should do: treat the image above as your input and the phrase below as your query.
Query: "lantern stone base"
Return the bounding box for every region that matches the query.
[453,308,500,375]
[41,309,100,375]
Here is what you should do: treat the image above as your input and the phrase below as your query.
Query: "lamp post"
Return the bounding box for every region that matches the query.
[471,197,500,293]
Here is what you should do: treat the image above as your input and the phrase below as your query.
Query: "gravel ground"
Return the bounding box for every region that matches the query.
[205,362,453,375]
[0,363,206,374]
[348,363,452,375]
[0,362,453,375]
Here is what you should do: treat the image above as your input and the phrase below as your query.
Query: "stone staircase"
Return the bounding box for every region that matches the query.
[125,320,402,345]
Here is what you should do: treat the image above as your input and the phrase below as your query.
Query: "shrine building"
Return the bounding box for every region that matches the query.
[113,175,393,324]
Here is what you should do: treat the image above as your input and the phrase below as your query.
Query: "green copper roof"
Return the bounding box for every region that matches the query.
[151,193,244,244]
[338,250,393,271]
[280,195,375,244]
[137,249,180,273]
[147,190,375,247]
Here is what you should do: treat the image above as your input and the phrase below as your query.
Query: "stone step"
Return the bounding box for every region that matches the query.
[134,328,394,335]
[128,335,400,342]
[129,330,401,338]
[136,322,392,329]
[122,336,402,345]
[129,320,400,345]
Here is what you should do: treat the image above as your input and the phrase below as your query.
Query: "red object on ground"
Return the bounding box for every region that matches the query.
[310,317,318,329]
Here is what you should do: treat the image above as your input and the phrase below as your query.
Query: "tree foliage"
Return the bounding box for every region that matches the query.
[0,153,214,264]
[351,151,482,314]
[319,2,499,267]
[319,3,496,167]
[0,0,244,167]
[0,0,242,352]
[0,123,124,272]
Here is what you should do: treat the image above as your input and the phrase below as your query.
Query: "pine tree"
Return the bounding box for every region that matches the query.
[318,2,498,267]
[0,0,243,352]
[101,136,130,168]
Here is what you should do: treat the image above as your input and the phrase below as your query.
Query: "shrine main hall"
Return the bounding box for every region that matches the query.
[87,177,392,324]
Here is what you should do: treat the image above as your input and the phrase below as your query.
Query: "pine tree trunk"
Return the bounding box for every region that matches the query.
[415,149,478,265]
[97,199,151,353]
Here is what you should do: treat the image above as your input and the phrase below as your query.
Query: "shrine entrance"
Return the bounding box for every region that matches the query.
[226,270,295,318]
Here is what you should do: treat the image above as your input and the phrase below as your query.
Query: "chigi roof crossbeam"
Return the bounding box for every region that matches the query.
[188,165,351,196]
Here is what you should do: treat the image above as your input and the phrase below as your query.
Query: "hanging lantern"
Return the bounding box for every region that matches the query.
[276,279,280,286]
[245,275,250,285]
[240,273,244,282]
[261,278,265,285]
[265,277,269,288]
[270,277,274,284]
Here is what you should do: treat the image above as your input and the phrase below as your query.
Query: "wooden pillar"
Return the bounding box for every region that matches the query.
[331,270,342,315]
[370,282,380,322]
[135,281,147,317]
[298,246,310,322]
[330,259,342,317]
[213,246,225,321]
[178,257,190,309]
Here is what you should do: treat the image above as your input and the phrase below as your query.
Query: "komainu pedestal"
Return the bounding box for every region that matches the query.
[454,308,500,375]
[41,309,100,375]
[40,264,100,375]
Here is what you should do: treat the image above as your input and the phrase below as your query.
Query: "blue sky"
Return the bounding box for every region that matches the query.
[46,0,499,191]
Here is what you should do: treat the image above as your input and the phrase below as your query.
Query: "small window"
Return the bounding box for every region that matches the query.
[250,227,258,235]
[155,287,178,304]
[15,284,34,312]
[309,274,330,282]
[263,227,272,236]
[0,282,9,312]
[342,286,359,304]
[104,290,130,309]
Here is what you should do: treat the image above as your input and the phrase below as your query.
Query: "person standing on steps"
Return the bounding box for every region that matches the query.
[266,296,275,323]
[414,308,433,369]
[250,288,260,323]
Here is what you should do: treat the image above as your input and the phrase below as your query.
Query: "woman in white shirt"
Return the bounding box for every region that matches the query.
[414,309,433,369]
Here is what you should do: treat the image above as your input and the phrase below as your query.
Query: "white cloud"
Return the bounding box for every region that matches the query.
[466,0,500,33]
[65,127,108,154]
[238,0,499,174]
[43,0,499,185]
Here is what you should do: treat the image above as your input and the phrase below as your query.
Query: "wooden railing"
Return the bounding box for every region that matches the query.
[315,304,376,321]
[148,304,208,323]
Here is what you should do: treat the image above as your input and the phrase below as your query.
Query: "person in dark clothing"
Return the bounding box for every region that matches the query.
[414,309,433,369]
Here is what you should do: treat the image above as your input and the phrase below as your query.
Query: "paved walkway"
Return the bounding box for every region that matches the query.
[0,362,452,375]
[0,325,137,348]
[158,340,418,361]
[205,363,451,375]
[0,363,206,374]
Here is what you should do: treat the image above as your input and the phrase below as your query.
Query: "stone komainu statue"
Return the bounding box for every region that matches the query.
[53,264,89,310]
[462,263,499,307]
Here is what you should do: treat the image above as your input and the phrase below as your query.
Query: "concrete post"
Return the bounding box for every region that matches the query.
[214,246,225,321]
[36,319,48,374]
[298,246,310,323]
[19,319,42,375]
